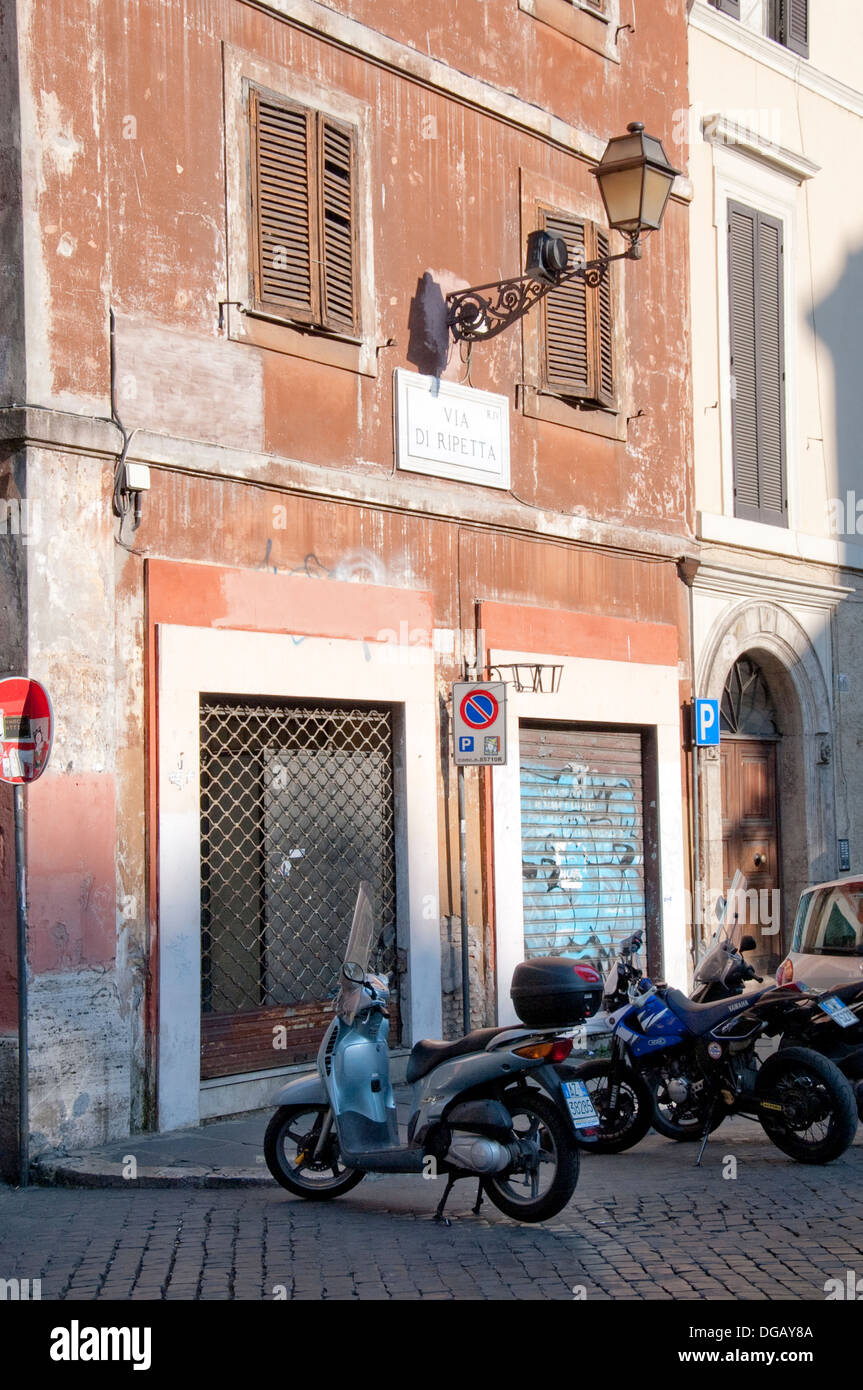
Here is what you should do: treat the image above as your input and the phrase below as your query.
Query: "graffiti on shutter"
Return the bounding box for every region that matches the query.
[519,725,646,975]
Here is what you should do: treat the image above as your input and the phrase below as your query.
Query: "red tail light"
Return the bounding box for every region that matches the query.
[573,965,601,984]
[776,958,794,986]
[550,1037,574,1063]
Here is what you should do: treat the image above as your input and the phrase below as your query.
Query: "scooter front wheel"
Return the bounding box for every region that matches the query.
[264,1105,365,1199]
[482,1090,579,1223]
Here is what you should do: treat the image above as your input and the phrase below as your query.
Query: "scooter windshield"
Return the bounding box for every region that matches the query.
[336,882,377,1024]
[342,881,376,975]
[696,870,749,982]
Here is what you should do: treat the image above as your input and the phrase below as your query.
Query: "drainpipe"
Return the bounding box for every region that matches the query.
[678,558,701,971]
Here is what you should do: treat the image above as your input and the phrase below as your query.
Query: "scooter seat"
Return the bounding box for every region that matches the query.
[663,987,750,1036]
[406,1027,512,1084]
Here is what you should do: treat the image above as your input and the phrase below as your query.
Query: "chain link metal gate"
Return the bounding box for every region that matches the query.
[199,698,398,1073]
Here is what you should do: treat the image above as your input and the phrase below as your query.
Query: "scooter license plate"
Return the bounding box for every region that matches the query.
[562,1079,600,1130]
[819,995,859,1029]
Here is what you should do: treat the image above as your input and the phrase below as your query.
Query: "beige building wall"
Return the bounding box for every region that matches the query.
[687,1,863,964]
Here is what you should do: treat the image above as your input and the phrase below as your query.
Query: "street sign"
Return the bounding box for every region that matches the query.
[694,697,720,747]
[0,677,53,783]
[453,681,507,765]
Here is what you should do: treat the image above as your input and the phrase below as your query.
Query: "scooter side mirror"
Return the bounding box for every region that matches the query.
[740,935,757,953]
[715,896,726,920]
[343,961,365,983]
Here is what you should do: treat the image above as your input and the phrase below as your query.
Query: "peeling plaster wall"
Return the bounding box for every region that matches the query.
[27,969,130,1155]
[1,0,693,1155]
[0,0,25,406]
[22,444,124,1150]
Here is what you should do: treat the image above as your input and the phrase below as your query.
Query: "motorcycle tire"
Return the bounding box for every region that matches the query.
[648,1068,728,1143]
[264,1104,365,1199]
[482,1090,579,1223]
[755,1046,859,1165]
[558,1059,653,1154]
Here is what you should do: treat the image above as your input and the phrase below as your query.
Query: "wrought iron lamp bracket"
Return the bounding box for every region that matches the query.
[447,237,641,344]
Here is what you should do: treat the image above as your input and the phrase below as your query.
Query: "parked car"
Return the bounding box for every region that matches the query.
[777,877,863,989]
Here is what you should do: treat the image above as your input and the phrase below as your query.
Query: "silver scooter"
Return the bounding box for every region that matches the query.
[264,882,597,1223]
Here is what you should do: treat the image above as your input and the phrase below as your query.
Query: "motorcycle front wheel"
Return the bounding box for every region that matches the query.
[264,1105,365,1199]
[755,1046,858,1164]
[558,1059,653,1154]
[482,1090,579,1223]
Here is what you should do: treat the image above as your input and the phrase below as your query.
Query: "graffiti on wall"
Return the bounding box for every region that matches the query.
[520,760,645,971]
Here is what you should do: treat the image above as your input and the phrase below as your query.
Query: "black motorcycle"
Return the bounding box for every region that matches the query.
[648,927,863,1140]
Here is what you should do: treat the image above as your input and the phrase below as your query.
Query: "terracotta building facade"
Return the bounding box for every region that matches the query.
[0,0,694,1167]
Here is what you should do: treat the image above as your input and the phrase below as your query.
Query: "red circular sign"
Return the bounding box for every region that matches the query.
[459,688,500,730]
[0,677,53,784]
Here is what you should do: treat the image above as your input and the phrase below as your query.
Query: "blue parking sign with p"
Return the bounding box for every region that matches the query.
[694,698,720,747]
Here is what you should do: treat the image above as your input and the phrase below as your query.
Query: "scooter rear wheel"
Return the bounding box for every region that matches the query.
[482,1090,579,1223]
[264,1105,365,1199]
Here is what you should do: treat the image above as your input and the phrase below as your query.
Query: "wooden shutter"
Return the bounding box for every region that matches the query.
[250,92,358,334]
[543,214,591,398]
[773,0,809,56]
[709,0,740,17]
[319,116,358,334]
[728,201,786,526]
[251,91,318,322]
[595,227,615,408]
[541,212,615,408]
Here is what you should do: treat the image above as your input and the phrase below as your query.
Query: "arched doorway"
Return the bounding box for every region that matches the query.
[719,655,782,974]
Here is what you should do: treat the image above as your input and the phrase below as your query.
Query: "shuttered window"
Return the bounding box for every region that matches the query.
[540,211,615,409]
[709,0,740,17]
[769,0,809,57]
[728,201,786,527]
[250,89,359,335]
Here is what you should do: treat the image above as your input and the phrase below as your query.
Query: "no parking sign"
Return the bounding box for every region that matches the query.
[452,682,507,765]
[0,676,53,783]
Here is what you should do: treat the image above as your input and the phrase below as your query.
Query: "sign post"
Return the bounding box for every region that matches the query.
[451,682,507,1034]
[0,676,54,1187]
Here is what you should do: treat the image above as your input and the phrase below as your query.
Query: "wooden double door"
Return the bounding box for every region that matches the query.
[720,738,782,972]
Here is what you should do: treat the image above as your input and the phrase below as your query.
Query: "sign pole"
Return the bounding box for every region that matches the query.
[14,782,29,1188]
[0,673,54,1188]
[458,763,470,1036]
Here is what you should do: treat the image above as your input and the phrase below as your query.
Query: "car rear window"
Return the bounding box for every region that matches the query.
[798,884,863,954]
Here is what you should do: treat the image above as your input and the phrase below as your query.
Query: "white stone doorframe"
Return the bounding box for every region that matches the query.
[156,624,441,1132]
[696,599,837,938]
[491,647,688,1021]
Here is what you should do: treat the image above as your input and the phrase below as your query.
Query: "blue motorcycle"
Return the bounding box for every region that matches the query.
[562,974,859,1164]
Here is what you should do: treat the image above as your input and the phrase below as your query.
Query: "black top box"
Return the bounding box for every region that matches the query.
[511,956,603,1027]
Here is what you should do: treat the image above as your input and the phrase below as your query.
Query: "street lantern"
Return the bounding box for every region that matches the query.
[447,120,681,344]
[594,121,681,239]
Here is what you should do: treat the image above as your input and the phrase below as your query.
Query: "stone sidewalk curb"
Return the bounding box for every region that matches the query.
[31,1158,271,1190]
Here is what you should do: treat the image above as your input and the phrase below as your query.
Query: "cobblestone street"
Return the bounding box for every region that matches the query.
[3,1124,862,1302]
